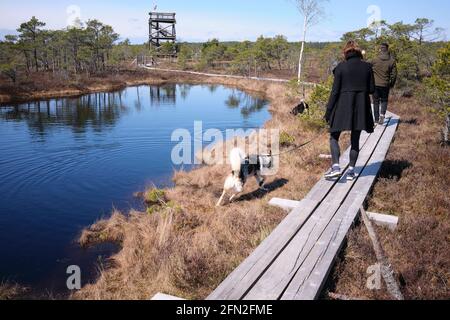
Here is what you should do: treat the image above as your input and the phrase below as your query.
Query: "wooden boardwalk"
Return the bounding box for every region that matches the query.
[207,112,400,300]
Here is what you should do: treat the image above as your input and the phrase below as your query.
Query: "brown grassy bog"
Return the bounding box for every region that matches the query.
[2,70,447,300]
[71,72,449,300]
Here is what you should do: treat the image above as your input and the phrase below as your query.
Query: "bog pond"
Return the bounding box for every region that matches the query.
[0,83,270,295]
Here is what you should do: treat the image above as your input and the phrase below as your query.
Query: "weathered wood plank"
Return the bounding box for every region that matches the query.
[282,194,365,300]
[283,116,399,300]
[361,207,404,300]
[207,198,318,300]
[209,114,399,301]
[243,123,388,300]
[367,212,399,231]
[269,198,302,211]
[152,293,185,300]
[208,130,372,300]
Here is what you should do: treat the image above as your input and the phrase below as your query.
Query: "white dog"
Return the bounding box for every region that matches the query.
[216,148,273,207]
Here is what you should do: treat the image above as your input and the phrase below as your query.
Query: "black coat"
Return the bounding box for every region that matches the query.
[325,53,376,133]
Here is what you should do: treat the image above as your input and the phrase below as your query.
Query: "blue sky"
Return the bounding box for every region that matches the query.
[0,0,448,43]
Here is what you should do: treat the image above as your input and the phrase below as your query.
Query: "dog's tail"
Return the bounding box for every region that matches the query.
[230,148,245,173]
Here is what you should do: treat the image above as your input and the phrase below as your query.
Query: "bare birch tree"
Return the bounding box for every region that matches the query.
[293,0,327,84]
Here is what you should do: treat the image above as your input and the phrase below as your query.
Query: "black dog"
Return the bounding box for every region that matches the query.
[291,100,309,116]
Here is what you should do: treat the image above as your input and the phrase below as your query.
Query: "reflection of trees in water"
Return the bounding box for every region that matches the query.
[134,86,143,111]
[179,84,193,101]
[149,84,177,106]
[225,90,241,109]
[0,84,268,139]
[225,90,268,118]
[206,84,219,94]
[0,91,127,138]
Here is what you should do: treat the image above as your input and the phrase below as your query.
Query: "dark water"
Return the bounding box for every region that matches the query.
[0,84,270,296]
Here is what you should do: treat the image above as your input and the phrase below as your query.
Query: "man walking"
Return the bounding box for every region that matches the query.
[371,43,397,124]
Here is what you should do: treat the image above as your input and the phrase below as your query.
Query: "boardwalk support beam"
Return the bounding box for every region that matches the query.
[269,198,302,211]
[361,207,404,300]
[367,211,399,231]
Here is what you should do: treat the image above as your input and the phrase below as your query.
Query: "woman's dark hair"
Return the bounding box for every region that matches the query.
[343,40,363,60]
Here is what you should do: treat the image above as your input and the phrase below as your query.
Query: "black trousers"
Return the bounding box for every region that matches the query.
[373,86,390,121]
[330,131,362,168]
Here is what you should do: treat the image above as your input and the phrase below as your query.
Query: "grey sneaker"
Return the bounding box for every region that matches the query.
[379,115,385,125]
[325,165,342,180]
[346,169,357,181]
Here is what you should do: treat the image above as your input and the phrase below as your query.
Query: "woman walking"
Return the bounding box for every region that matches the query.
[324,41,375,180]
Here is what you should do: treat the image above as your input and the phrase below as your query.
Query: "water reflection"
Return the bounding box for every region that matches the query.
[149,85,177,106]
[0,84,270,295]
[179,84,194,101]
[0,85,268,137]
[0,92,126,137]
[225,90,268,118]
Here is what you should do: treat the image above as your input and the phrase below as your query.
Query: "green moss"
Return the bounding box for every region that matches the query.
[146,199,182,216]
[167,201,183,214]
[145,188,166,205]
[147,206,159,215]
[280,132,296,147]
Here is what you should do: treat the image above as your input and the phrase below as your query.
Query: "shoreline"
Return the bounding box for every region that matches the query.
[0,69,293,106]
[70,70,331,300]
[1,68,448,300]
[1,69,310,300]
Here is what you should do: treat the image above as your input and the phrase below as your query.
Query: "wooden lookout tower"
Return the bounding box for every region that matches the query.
[149,12,177,54]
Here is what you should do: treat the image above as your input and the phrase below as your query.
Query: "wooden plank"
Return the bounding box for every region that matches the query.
[282,194,365,300]
[367,212,399,231]
[209,129,372,300]
[269,198,302,211]
[361,207,404,300]
[207,198,319,300]
[209,116,396,301]
[243,123,388,300]
[209,127,374,300]
[151,293,185,300]
[289,118,399,300]
[283,116,399,300]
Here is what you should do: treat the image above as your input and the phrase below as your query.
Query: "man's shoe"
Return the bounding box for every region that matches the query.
[379,115,385,125]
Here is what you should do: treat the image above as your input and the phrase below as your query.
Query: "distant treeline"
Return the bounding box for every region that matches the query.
[0,16,447,141]
[0,16,447,87]
[0,17,148,81]
[174,19,446,83]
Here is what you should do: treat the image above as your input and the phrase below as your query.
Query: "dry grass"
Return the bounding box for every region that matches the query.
[327,94,450,300]
[73,75,335,300]
[0,282,28,300]
[10,68,446,300]
[0,69,180,104]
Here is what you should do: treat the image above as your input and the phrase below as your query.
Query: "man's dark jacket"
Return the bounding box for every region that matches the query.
[371,52,397,88]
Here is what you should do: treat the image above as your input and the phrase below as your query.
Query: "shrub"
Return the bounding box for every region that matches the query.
[424,42,450,143]
[297,77,332,130]
[145,188,166,206]
[280,132,296,147]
